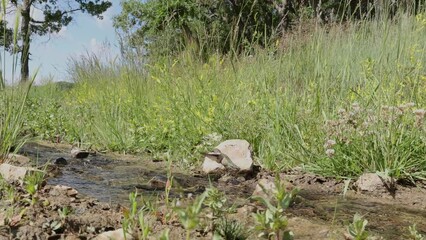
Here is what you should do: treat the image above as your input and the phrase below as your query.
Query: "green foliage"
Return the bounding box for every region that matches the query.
[0,175,18,204]
[20,11,426,180]
[114,0,284,57]
[122,191,152,240]
[23,170,45,206]
[214,218,248,240]
[0,1,34,161]
[114,0,425,59]
[0,20,12,51]
[346,213,369,240]
[251,176,298,240]
[174,191,207,240]
[2,0,111,37]
[58,206,71,222]
[204,186,228,219]
[0,86,33,161]
[2,0,111,80]
[42,220,63,234]
[311,102,426,180]
[408,224,425,240]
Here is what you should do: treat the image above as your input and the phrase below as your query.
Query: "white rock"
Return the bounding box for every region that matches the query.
[202,155,225,174]
[236,205,255,217]
[215,139,253,172]
[6,154,31,166]
[252,178,277,199]
[355,173,385,192]
[95,228,134,240]
[0,163,39,185]
[49,185,79,197]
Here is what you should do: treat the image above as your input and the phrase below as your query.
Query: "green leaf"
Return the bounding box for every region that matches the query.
[283,231,294,240]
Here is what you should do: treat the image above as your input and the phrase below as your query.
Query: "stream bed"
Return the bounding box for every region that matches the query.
[18,142,426,239]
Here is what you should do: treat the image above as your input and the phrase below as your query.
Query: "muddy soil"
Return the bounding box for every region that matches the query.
[0,142,424,239]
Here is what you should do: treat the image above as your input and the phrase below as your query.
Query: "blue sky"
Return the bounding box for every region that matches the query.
[4,1,121,84]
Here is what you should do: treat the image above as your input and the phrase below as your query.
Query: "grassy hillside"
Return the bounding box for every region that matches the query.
[25,13,426,180]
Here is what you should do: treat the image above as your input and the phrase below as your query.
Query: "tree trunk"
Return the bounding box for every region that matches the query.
[20,0,31,82]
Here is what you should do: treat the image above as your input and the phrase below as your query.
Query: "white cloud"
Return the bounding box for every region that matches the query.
[90,38,100,51]
[31,6,44,22]
[89,38,110,55]
[53,26,67,38]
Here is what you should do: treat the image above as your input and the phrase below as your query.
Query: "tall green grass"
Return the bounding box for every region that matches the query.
[0,0,35,162]
[26,12,426,179]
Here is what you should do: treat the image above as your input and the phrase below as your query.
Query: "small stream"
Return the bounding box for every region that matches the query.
[19,142,210,204]
[19,142,426,239]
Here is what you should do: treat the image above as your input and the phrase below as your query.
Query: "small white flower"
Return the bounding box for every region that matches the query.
[326,120,339,127]
[326,149,335,157]
[324,139,337,149]
[405,102,415,108]
[352,102,361,112]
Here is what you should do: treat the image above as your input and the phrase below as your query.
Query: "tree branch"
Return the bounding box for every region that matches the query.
[30,18,44,24]
[29,8,83,24]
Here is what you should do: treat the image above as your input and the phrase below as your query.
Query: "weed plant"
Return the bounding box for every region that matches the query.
[251,176,298,240]
[214,218,248,240]
[122,191,152,240]
[345,213,369,240]
[408,224,425,240]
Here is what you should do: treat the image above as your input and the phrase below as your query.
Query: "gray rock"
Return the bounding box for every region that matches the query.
[202,155,225,174]
[252,178,277,199]
[218,174,233,183]
[71,148,89,159]
[236,205,256,217]
[355,173,385,192]
[49,185,79,197]
[6,154,31,166]
[215,139,253,172]
[95,228,134,240]
[0,163,40,185]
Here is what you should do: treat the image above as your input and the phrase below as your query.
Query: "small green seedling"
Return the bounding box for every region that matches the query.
[214,218,248,240]
[204,186,228,219]
[23,170,45,206]
[42,220,62,234]
[58,206,71,222]
[251,175,298,240]
[138,209,151,240]
[174,191,207,240]
[346,213,369,240]
[121,191,153,240]
[408,224,424,240]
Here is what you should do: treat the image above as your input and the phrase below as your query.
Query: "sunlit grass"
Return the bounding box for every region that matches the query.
[24,12,426,180]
